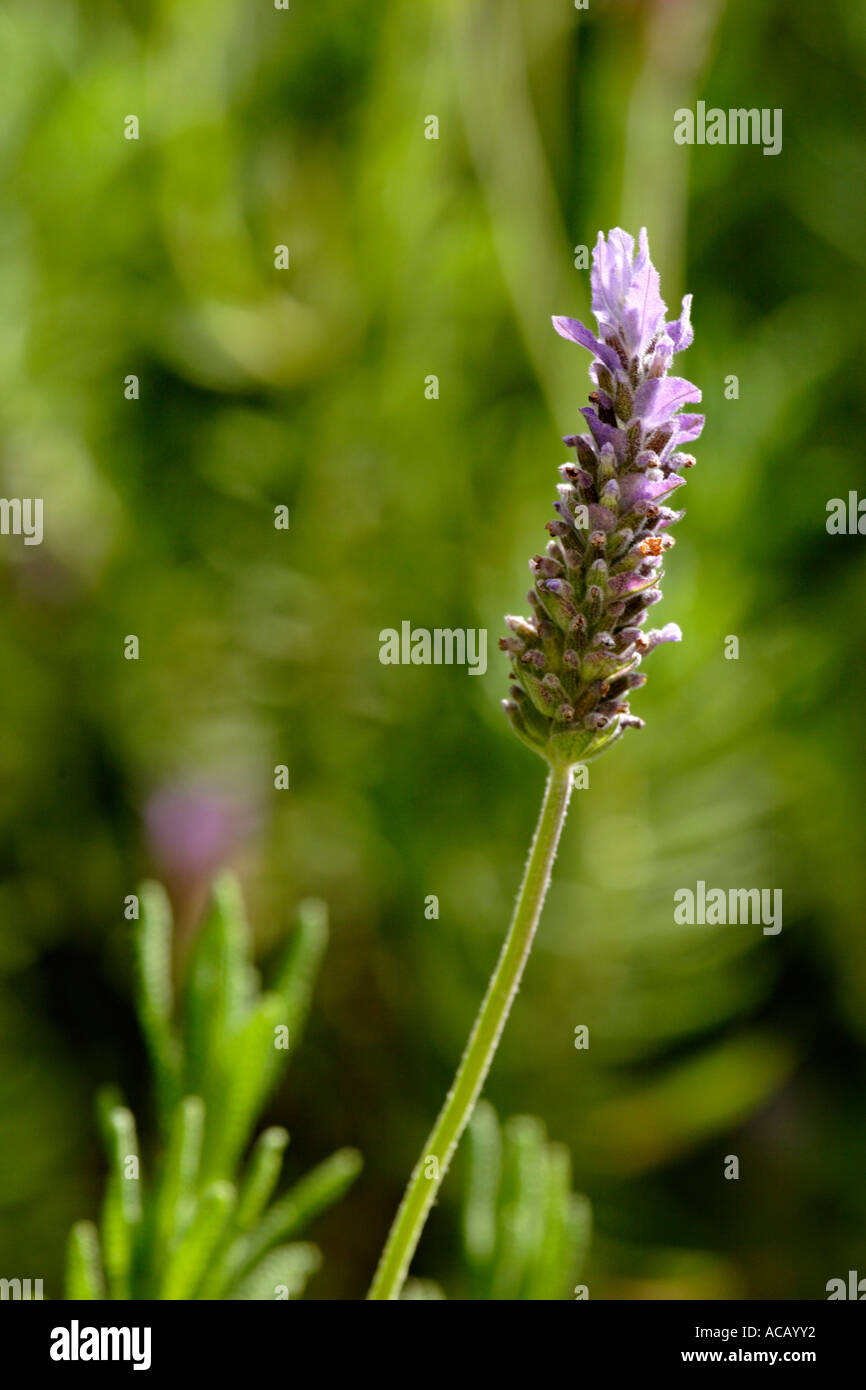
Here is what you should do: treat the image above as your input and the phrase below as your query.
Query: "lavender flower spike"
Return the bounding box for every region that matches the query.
[501,227,703,767]
[370,226,704,1302]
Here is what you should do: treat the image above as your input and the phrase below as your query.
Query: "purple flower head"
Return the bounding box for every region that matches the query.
[503,228,700,767]
[592,228,666,357]
[145,782,256,896]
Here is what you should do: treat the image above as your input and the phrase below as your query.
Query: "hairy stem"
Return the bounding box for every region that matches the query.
[368,761,574,1300]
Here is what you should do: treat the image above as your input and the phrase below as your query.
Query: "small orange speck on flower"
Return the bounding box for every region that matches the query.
[640,536,664,556]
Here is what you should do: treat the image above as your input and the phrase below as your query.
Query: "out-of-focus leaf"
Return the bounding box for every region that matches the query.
[200,991,285,1182]
[99,1106,142,1301]
[65,1221,105,1300]
[160,1180,235,1301]
[488,1116,548,1301]
[151,1095,205,1272]
[135,881,182,1129]
[401,1278,446,1300]
[462,1099,501,1271]
[216,1147,362,1293]
[229,1243,321,1302]
[233,1125,291,1233]
[183,874,253,1104]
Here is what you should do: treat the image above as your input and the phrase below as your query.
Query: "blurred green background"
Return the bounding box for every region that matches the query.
[1,0,865,1300]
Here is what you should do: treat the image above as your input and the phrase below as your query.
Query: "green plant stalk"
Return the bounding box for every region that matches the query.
[368,762,574,1300]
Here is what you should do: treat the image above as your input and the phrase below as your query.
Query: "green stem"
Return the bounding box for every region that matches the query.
[368,761,574,1300]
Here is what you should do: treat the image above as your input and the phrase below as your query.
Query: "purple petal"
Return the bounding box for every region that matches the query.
[621,228,667,356]
[672,413,705,444]
[649,333,675,375]
[619,471,687,507]
[591,228,635,329]
[666,294,694,352]
[579,406,627,460]
[632,376,702,428]
[590,228,668,357]
[646,622,682,650]
[654,506,686,530]
[551,316,621,373]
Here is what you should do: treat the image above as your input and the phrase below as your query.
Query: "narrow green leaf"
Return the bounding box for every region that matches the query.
[135,882,181,1129]
[183,873,253,1104]
[523,1141,572,1300]
[229,1243,320,1301]
[462,1100,502,1273]
[160,1180,236,1300]
[196,1125,290,1300]
[234,1126,290,1232]
[65,1221,105,1300]
[489,1116,548,1301]
[152,1096,205,1268]
[241,1147,362,1263]
[217,1147,362,1294]
[100,1106,142,1300]
[200,992,285,1182]
[269,899,328,1063]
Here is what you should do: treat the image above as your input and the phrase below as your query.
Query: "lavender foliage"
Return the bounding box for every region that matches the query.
[501,228,703,766]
